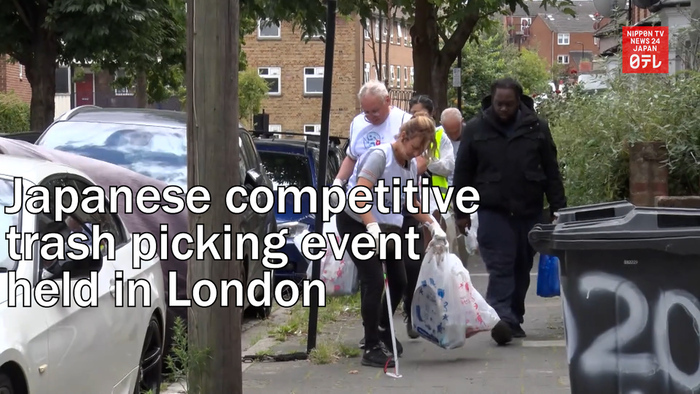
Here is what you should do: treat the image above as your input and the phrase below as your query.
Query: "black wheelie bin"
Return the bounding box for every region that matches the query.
[529,206,700,394]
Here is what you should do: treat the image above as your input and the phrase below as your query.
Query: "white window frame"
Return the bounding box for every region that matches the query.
[403,66,408,87]
[520,17,531,33]
[382,19,388,42]
[303,67,324,95]
[557,55,569,64]
[268,124,282,132]
[258,19,281,39]
[374,19,380,42]
[304,124,321,140]
[381,65,386,81]
[310,26,325,39]
[558,33,570,45]
[410,67,414,86]
[258,67,281,96]
[389,66,395,87]
[594,37,600,46]
[19,64,24,80]
[396,23,402,45]
[403,23,410,46]
[364,63,370,83]
[114,69,134,96]
[364,20,371,40]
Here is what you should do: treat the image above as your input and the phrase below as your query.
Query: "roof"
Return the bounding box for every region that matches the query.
[509,0,600,33]
[0,154,89,185]
[52,106,246,130]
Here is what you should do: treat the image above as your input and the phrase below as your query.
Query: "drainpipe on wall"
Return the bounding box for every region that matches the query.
[69,65,76,109]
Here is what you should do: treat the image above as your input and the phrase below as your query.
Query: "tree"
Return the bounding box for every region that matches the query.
[245,0,574,115]
[0,0,182,131]
[238,68,270,127]
[448,22,550,118]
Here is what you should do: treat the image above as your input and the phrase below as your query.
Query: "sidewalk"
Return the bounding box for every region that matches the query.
[242,255,571,394]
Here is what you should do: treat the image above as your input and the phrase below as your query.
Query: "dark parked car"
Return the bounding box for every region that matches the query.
[34,106,278,320]
[252,132,345,282]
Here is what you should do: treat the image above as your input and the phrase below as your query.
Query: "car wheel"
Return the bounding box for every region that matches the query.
[243,257,273,319]
[0,373,14,394]
[134,315,164,394]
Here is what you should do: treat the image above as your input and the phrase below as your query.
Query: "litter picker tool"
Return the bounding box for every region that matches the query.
[381,260,402,378]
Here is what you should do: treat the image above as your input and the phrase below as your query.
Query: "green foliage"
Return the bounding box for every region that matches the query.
[448,24,551,119]
[538,70,700,206]
[238,68,269,126]
[0,92,30,133]
[164,317,211,394]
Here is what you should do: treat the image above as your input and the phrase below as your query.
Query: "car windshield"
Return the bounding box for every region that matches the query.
[0,178,20,271]
[259,151,313,189]
[38,121,188,189]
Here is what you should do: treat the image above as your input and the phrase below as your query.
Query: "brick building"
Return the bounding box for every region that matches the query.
[0,55,32,103]
[243,13,415,138]
[505,0,609,73]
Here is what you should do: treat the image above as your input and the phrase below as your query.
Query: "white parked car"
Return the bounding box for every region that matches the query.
[0,155,166,394]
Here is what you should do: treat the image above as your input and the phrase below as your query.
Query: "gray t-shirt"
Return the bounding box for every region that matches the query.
[344,149,406,233]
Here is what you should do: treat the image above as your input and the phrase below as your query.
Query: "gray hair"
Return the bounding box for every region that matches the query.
[440,107,462,123]
[358,80,389,101]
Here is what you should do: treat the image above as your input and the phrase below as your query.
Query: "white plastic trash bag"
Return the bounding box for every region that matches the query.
[410,241,469,349]
[465,212,479,255]
[298,216,358,296]
[411,241,500,349]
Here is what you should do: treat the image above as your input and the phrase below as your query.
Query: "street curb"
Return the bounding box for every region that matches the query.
[162,306,289,393]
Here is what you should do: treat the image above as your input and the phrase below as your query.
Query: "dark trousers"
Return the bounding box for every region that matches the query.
[401,215,426,316]
[336,211,407,349]
[476,209,539,326]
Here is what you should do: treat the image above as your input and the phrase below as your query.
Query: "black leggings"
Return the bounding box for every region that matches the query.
[401,215,426,316]
[336,211,407,349]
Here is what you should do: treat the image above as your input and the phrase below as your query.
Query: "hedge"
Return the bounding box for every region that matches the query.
[0,92,30,133]
[537,69,700,206]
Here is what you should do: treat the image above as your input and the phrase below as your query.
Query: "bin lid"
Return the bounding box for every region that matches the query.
[531,207,700,255]
[556,200,634,223]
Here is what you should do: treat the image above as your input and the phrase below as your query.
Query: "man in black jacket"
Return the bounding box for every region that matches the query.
[452,77,566,346]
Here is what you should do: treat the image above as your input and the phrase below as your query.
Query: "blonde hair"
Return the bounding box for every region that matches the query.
[396,110,437,159]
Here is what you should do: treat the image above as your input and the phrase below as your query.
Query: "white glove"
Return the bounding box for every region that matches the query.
[428,220,446,241]
[366,222,381,254]
[329,178,344,208]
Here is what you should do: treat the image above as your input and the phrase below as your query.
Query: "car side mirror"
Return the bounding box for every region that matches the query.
[245,169,263,188]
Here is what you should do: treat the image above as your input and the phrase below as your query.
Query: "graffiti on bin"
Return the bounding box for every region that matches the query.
[564,272,700,391]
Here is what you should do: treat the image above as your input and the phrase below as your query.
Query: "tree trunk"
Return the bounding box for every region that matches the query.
[135,71,148,108]
[25,29,59,132]
[411,0,479,117]
[186,0,242,392]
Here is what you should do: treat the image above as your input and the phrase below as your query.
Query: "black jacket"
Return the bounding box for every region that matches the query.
[453,94,566,219]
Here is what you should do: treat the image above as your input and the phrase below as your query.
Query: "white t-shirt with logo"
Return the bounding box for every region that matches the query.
[346,107,410,161]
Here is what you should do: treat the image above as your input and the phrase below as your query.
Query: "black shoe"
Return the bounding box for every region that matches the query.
[379,327,403,357]
[361,345,395,368]
[358,337,365,349]
[491,320,513,345]
[510,323,527,338]
[405,315,419,339]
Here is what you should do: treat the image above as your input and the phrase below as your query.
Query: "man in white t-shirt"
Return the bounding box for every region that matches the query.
[332,80,410,189]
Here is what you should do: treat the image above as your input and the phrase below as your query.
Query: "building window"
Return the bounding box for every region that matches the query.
[389,21,394,43]
[304,124,321,140]
[364,63,370,83]
[410,67,414,86]
[114,70,134,96]
[303,67,324,95]
[520,17,531,33]
[373,19,380,42]
[19,65,24,80]
[258,19,281,39]
[557,55,569,64]
[558,33,570,45]
[396,22,402,45]
[55,66,70,95]
[364,20,371,40]
[594,37,600,46]
[389,66,395,87]
[403,66,408,87]
[269,124,282,132]
[403,23,410,46]
[258,67,281,95]
[381,65,386,81]
[395,66,401,87]
[382,19,389,42]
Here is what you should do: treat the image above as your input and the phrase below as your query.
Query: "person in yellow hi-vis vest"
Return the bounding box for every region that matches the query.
[402,94,455,339]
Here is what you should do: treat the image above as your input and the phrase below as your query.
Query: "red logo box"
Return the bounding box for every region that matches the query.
[622,26,669,74]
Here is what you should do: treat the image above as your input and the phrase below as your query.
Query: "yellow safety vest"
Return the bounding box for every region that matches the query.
[431,127,449,198]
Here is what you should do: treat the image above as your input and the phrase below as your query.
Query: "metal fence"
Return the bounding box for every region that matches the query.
[389,89,416,112]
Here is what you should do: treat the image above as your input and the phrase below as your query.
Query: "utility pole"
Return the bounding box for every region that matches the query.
[186,0,242,392]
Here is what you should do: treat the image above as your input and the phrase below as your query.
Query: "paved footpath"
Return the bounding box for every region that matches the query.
[241,255,571,394]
